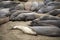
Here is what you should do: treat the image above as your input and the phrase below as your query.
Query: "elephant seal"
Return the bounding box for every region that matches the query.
[10,12,37,21]
[10,3,24,11]
[9,10,32,21]
[30,1,39,11]
[10,12,47,21]
[35,15,60,20]
[12,26,60,36]
[0,1,19,8]
[30,20,60,27]
[48,9,60,16]
[30,1,44,12]
[29,15,60,26]
[44,0,55,5]
[10,12,60,21]
[14,3,24,10]
[37,6,56,13]
[0,8,10,18]
[47,2,60,6]
[55,0,60,2]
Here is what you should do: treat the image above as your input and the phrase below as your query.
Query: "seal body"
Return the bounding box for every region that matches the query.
[0,8,10,18]
[38,6,56,13]
[12,26,60,36]
[0,1,19,8]
[48,9,60,16]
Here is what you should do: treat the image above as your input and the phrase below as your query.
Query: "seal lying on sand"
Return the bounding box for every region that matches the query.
[12,26,60,36]
[30,20,60,27]
[0,8,10,18]
[37,6,56,13]
[10,12,60,21]
[10,13,47,21]
[0,1,19,8]
[48,9,60,16]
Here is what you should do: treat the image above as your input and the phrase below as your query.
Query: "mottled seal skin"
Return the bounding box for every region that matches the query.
[10,12,60,21]
[55,0,60,2]
[9,10,32,21]
[48,9,60,16]
[38,2,44,10]
[30,20,60,27]
[0,8,11,18]
[36,15,60,20]
[10,12,47,21]
[37,6,56,13]
[30,1,39,11]
[0,0,8,1]
[12,26,60,37]
[9,11,22,21]
[10,3,24,11]
[30,15,60,26]
[16,13,35,20]
[14,3,24,10]
[30,1,44,12]
[0,17,9,25]
[10,12,38,21]
[0,1,19,8]
[30,26,60,36]
[43,0,55,5]
[47,2,60,6]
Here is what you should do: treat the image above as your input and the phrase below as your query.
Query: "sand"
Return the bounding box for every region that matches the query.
[0,21,60,40]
